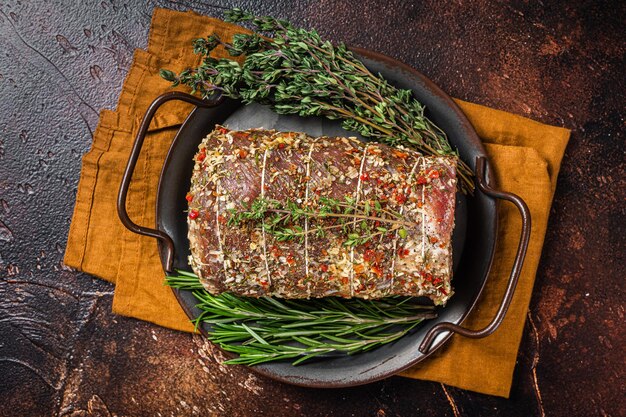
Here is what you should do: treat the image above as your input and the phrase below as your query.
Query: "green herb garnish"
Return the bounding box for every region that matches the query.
[228,196,411,247]
[160,8,473,192]
[166,270,436,366]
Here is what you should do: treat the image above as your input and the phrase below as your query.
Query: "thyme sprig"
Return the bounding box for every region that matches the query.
[166,270,436,365]
[228,196,411,247]
[159,8,474,192]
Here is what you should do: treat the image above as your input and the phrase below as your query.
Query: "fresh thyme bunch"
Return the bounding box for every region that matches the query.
[160,8,474,192]
[228,196,412,247]
[167,270,436,365]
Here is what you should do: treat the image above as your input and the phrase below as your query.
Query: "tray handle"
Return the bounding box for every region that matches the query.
[418,156,531,354]
[117,92,223,273]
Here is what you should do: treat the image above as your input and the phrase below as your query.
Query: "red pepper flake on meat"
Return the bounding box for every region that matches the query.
[420,271,434,283]
[217,126,229,134]
[237,149,249,159]
[364,249,384,265]
[360,172,370,181]
[392,149,409,160]
[319,264,329,273]
[270,245,281,258]
[196,148,206,162]
[185,193,193,203]
[395,193,407,204]
[188,209,199,220]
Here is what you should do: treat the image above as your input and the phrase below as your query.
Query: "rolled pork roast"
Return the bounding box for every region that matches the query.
[187,126,457,305]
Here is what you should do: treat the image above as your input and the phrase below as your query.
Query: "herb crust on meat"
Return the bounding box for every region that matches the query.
[187,126,457,305]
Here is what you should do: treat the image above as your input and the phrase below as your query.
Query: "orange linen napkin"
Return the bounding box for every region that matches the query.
[64,8,570,397]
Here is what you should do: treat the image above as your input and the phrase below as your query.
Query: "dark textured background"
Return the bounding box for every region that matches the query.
[0,1,624,416]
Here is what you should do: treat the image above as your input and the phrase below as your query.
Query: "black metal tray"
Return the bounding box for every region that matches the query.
[118,48,530,388]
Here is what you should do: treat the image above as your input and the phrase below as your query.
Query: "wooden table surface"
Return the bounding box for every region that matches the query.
[0,1,623,416]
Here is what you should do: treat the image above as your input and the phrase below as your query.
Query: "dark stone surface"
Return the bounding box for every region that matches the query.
[0,1,623,416]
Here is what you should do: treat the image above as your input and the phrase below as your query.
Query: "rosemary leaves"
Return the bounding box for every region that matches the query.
[166,270,436,365]
[160,8,474,192]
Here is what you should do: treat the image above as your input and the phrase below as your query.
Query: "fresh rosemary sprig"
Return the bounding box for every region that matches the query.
[166,270,436,366]
[227,196,411,247]
[159,8,474,193]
